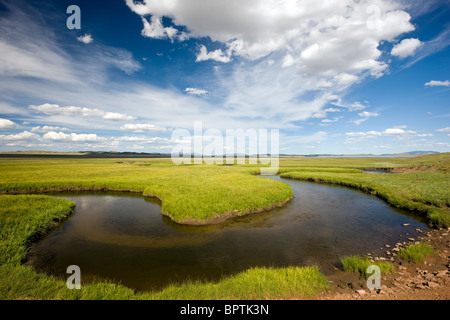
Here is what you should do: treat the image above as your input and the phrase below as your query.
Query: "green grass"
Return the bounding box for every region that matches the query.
[339,255,396,279]
[147,266,330,300]
[397,243,436,263]
[0,195,75,265]
[0,153,448,299]
[0,159,293,224]
[0,263,329,300]
[0,193,328,300]
[279,154,450,227]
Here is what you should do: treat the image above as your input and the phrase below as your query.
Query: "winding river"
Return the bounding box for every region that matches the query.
[27,176,428,291]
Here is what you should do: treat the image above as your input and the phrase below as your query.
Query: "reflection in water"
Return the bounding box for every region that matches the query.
[363,170,391,174]
[28,177,428,291]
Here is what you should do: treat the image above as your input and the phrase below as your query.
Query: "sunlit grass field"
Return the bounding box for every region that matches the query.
[0,153,448,299]
[0,158,294,224]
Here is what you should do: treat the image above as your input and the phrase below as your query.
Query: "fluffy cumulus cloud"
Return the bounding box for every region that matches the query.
[195,45,231,63]
[140,16,186,40]
[42,131,106,142]
[77,34,94,44]
[126,0,415,78]
[0,118,18,130]
[0,131,39,141]
[391,38,422,58]
[345,126,423,143]
[425,80,450,87]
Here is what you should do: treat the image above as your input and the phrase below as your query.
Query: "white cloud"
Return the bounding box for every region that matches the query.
[346,130,382,138]
[436,127,450,133]
[120,123,167,133]
[185,87,208,95]
[141,16,185,41]
[77,34,94,44]
[321,117,342,123]
[352,110,379,125]
[345,126,420,143]
[0,118,18,130]
[383,128,406,135]
[31,126,70,133]
[311,113,327,119]
[332,100,368,111]
[29,104,136,121]
[403,29,450,68]
[350,102,368,111]
[335,73,359,86]
[416,133,433,137]
[324,108,341,113]
[126,0,415,77]
[358,111,379,118]
[282,54,295,68]
[43,131,106,142]
[391,38,422,58]
[425,80,450,87]
[196,45,231,63]
[0,131,39,140]
[103,112,136,121]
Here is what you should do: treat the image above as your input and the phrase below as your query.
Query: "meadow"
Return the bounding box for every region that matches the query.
[0,153,448,299]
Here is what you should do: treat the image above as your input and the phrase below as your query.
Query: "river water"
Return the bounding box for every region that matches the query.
[27,176,428,291]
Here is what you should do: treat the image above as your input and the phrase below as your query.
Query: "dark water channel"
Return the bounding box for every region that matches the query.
[28,176,428,291]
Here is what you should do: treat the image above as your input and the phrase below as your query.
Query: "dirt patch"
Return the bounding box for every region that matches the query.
[390,165,440,173]
[363,166,441,173]
[314,227,450,300]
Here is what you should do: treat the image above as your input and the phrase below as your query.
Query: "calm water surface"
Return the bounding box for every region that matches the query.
[28,176,428,291]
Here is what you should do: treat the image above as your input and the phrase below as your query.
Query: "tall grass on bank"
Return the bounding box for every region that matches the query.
[0,195,75,265]
[340,255,396,279]
[147,266,330,300]
[397,243,436,263]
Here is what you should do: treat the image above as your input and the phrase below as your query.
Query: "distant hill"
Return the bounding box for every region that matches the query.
[406,151,440,155]
[0,151,171,158]
[381,151,440,156]
[0,150,441,158]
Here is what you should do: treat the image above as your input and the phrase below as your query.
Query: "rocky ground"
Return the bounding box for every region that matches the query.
[315,227,450,300]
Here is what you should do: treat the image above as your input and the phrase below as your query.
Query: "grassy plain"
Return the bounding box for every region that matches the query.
[0,158,294,224]
[0,153,448,299]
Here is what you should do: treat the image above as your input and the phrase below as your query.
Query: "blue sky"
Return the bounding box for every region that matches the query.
[0,0,449,154]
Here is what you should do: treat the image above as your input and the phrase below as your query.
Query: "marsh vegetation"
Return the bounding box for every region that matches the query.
[0,153,448,299]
